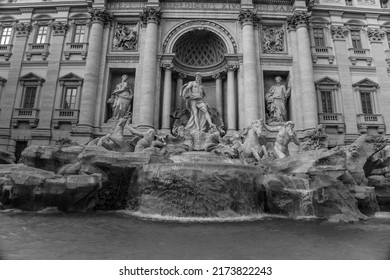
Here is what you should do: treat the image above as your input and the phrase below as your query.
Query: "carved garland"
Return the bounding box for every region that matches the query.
[287,11,311,30]
[162,20,237,54]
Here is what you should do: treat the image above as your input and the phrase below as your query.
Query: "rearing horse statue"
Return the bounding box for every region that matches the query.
[239,119,268,163]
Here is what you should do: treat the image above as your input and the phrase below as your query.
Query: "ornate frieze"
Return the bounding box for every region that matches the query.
[50,21,69,36]
[139,7,161,25]
[88,8,111,25]
[287,11,310,30]
[367,28,385,42]
[14,22,32,37]
[330,25,349,40]
[263,26,284,53]
[238,9,260,27]
[113,23,139,51]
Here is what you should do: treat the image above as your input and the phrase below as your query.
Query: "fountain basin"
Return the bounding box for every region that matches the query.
[132,162,264,218]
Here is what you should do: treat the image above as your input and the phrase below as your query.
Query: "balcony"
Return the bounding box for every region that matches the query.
[311,46,335,64]
[64,42,88,60]
[0,44,13,61]
[12,108,40,128]
[52,108,79,128]
[348,48,372,66]
[26,43,50,60]
[318,113,345,133]
[357,114,385,134]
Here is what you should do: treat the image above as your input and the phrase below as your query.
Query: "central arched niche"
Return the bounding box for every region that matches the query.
[173,29,227,68]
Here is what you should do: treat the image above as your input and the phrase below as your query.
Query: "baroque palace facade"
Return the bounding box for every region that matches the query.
[0,0,390,158]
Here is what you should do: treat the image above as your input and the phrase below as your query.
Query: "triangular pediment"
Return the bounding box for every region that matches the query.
[315,76,340,86]
[19,72,45,82]
[59,72,83,82]
[353,78,378,88]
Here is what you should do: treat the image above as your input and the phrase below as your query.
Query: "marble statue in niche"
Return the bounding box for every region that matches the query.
[263,27,284,53]
[113,23,139,51]
[107,74,133,121]
[265,76,291,124]
[180,73,216,132]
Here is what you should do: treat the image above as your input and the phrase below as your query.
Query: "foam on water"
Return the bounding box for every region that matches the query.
[117,210,290,223]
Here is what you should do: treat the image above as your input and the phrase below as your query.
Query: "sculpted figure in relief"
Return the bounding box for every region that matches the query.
[180,73,216,132]
[265,76,291,124]
[262,120,300,159]
[263,27,284,53]
[113,23,138,51]
[107,74,133,121]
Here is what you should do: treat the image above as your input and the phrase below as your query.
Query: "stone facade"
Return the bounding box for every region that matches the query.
[0,0,390,157]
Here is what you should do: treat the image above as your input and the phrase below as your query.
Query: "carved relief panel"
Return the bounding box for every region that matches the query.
[112,23,139,51]
[262,26,285,53]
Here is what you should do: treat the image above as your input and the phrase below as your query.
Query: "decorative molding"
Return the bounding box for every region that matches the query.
[50,21,69,36]
[238,9,260,27]
[315,76,340,89]
[162,20,237,54]
[352,78,379,90]
[367,28,385,42]
[139,6,161,25]
[58,72,83,86]
[330,25,349,40]
[287,11,311,30]
[19,72,45,86]
[88,8,111,25]
[14,22,32,37]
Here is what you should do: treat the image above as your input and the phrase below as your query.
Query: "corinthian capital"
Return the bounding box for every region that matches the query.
[287,11,311,30]
[140,7,161,25]
[51,21,69,36]
[14,22,32,37]
[89,8,111,25]
[330,25,349,40]
[368,28,385,42]
[238,9,260,27]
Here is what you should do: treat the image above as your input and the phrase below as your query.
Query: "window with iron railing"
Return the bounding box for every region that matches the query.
[22,87,37,109]
[321,91,333,113]
[360,91,373,114]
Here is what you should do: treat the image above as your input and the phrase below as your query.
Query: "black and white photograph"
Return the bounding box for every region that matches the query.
[0,0,389,277]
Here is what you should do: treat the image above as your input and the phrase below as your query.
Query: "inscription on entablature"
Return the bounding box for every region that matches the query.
[107,1,293,13]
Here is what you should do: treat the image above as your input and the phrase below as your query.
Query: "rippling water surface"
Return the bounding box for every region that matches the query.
[1,211,389,260]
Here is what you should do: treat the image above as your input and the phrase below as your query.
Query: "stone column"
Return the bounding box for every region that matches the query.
[161,63,173,132]
[0,23,32,151]
[287,11,318,130]
[330,24,359,138]
[238,9,260,125]
[226,64,238,132]
[75,9,110,135]
[175,72,186,110]
[32,22,69,143]
[138,7,161,129]
[368,28,390,134]
[212,72,223,117]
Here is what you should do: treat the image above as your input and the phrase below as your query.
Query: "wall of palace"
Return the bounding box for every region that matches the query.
[0,0,390,158]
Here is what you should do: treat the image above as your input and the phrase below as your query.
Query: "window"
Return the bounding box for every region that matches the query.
[73,25,85,43]
[351,30,362,49]
[62,87,77,109]
[22,87,37,109]
[360,91,373,114]
[0,27,12,45]
[36,26,48,44]
[313,28,325,47]
[321,91,333,113]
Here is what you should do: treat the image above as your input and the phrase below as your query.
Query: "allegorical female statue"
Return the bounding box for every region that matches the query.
[107,74,133,121]
[265,76,291,123]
